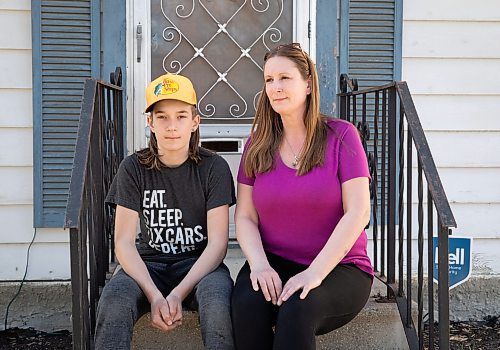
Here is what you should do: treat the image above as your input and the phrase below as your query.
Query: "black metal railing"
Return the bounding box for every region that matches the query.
[339,74,457,349]
[64,68,124,350]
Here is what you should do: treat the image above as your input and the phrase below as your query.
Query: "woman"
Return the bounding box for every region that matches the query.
[231,43,373,350]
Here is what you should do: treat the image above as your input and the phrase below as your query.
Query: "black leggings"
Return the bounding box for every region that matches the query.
[231,253,373,350]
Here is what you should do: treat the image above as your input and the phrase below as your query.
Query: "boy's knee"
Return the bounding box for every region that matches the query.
[197,266,233,294]
[97,273,143,319]
[98,288,136,319]
[195,266,233,309]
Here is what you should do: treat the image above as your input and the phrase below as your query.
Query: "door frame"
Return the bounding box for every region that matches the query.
[126,0,316,151]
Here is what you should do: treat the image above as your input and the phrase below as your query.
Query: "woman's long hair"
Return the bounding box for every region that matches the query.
[244,43,328,177]
[136,105,201,170]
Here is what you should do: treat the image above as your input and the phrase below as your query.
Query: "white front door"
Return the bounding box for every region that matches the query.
[127,0,315,234]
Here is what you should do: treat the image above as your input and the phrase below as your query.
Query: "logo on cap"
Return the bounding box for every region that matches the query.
[154,78,179,96]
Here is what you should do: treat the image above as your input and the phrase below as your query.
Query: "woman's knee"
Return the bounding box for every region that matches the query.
[276,288,364,336]
[278,293,317,323]
[232,283,258,307]
[232,283,274,324]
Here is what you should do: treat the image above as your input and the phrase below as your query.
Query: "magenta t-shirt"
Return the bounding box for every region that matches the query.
[237,118,373,276]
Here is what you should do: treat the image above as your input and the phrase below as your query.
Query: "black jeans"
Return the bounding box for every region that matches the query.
[231,253,373,350]
[95,258,234,350]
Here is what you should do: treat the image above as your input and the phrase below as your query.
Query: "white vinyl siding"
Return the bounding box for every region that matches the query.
[411,95,500,131]
[0,50,32,87]
[0,4,34,210]
[0,2,68,281]
[403,21,500,58]
[0,10,31,47]
[408,168,500,204]
[0,89,33,127]
[0,206,69,243]
[418,131,500,168]
[404,0,500,21]
[0,242,70,280]
[403,58,500,95]
[0,128,33,166]
[0,0,31,11]
[403,203,500,240]
[402,0,500,252]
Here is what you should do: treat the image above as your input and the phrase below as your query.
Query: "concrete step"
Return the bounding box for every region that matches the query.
[132,250,409,350]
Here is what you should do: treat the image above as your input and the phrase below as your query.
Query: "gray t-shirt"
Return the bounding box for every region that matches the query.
[106,148,236,262]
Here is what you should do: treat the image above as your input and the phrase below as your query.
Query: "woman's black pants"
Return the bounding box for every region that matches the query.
[231,253,373,350]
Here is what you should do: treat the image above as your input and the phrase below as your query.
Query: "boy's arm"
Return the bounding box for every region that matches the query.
[166,204,229,316]
[114,205,178,331]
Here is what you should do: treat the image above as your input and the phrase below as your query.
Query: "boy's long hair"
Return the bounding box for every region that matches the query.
[136,105,201,170]
[244,43,328,177]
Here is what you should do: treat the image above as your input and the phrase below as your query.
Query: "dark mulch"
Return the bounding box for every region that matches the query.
[0,328,72,350]
[424,316,500,350]
[0,317,499,349]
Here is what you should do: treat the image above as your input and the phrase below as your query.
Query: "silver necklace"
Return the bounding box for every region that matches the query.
[283,135,303,168]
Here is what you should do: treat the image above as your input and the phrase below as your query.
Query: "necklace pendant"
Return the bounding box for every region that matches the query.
[283,135,302,168]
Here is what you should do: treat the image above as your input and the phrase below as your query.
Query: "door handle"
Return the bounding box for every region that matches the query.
[136,23,143,62]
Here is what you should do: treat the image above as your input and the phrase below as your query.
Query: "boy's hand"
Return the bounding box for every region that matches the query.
[150,296,179,332]
[165,292,183,325]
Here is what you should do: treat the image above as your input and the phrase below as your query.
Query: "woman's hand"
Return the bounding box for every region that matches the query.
[250,263,283,305]
[277,268,323,306]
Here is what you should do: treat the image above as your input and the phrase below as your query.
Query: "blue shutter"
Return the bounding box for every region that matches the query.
[340,0,403,221]
[33,0,99,227]
[348,0,399,87]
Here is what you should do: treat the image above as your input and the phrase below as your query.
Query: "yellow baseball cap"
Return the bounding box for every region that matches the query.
[144,73,197,113]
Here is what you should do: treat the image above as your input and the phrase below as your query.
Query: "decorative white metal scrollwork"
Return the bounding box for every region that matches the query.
[251,0,270,13]
[161,27,182,73]
[262,27,282,51]
[176,0,195,18]
[159,0,285,118]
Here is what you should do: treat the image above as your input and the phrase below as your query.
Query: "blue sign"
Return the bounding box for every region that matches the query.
[433,237,472,290]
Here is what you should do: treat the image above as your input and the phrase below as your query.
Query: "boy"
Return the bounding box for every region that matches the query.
[95,73,235,349]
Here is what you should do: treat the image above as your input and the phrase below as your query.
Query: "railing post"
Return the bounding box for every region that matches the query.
[69,227,89,350]
[427,191,435,349]
[339,74,347,119]
[372,91,380,271]
[387,86,397,295]
[406,128,413,328]
[339,73,358,120]
[438,225,451,349]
